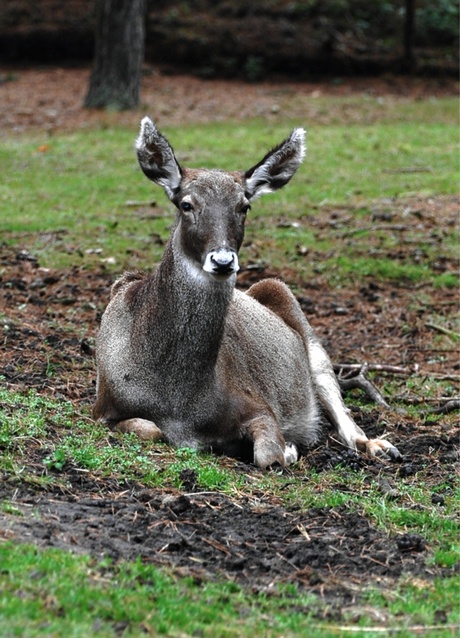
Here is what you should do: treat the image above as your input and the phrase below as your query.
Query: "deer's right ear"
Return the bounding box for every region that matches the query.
[136,117,183,199]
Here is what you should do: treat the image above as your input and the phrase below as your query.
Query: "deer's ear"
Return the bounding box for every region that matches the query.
[136,117,183,199]
[244,128,306,200]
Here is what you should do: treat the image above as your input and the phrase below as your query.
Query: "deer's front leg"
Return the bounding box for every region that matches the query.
[112,418,163,441]
[246,415,291,468]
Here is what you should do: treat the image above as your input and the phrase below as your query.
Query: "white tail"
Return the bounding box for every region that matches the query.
[93,119,400,467]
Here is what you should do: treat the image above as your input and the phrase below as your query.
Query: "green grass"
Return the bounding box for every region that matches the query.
[0,97,458,281]
[0,542,458,638]
[0,385,243,492]
[0,543,316,638]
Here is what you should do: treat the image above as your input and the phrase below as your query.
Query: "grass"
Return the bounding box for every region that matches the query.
[0,97,458,280]
[0,544,317,638]
[0,385,242,492]
[0,542,458,638]
[0,384,459,636]
[0,93,459,636]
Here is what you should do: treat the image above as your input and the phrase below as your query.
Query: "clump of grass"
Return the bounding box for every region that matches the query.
[0,384,245,492]
[0,542,325,638]
[1,541,458,637]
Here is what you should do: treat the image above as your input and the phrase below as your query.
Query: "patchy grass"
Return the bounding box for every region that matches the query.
[0,384,244,493]
[0,97,458,280]
[0,542,458,638]
[0,384,459,637]
[0,385,459,637]
[0,93,459,636]
[0,543,320,638]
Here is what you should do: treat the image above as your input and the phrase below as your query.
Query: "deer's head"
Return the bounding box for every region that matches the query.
[136,118,306,280]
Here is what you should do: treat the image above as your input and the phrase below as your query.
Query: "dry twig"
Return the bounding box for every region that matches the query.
[334,363,413,376]
[336,363,390,408]
[429,399,460,415]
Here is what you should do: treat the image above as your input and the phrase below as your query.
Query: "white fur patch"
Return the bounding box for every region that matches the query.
[179,252,237,287]
[291,127,307,160]
[284,442,299,465]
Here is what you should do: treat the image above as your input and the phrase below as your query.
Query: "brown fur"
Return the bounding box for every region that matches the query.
[93,119,401,467]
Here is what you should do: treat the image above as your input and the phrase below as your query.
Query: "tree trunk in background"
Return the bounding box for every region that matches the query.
[84,0,146,110]
[403,0,416,71]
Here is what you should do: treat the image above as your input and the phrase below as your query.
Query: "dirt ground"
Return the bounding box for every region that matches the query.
[0,69,459,609]
[1,66,458,135]
[0,239,458,605]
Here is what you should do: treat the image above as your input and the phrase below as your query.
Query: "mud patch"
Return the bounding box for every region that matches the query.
[0,475,441,597]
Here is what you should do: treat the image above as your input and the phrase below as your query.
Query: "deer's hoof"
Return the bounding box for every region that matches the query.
[254,438,286,469]
[364,438,402,461]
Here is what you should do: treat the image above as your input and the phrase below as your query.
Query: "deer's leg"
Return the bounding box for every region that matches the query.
[94,372,163,441]
[305,335,401,460]
[247,279,401,461]
[245,414,296,468]
[111,418,163,441]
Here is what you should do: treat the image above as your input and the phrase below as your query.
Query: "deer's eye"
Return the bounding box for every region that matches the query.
[180,201,194,213]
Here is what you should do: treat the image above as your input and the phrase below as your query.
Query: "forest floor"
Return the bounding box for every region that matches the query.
[0,68,458,615]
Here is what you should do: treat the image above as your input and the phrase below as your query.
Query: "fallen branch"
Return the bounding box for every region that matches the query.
[311,624,459,635]
[334,363,413,376]
[125,199,156,207]
[382,166,433,174]
[429,399,460,415]
[392,395,459,405]
[338,224,408,238]
[336,363,390,408]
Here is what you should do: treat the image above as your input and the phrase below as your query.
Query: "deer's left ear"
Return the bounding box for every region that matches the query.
[244,128,306,200]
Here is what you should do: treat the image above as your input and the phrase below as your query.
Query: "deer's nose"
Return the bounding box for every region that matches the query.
[204,249,239,276]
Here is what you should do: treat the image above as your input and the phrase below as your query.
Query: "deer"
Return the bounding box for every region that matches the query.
[93,118,401,468]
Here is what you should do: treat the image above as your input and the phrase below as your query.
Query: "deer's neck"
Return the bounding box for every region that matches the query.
[134,234,235,373]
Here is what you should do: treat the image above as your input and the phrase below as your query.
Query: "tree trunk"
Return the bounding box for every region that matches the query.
[403,0,416,71]
[84,0,146,110]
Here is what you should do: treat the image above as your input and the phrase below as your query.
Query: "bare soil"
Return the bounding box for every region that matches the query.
[1,67,458,136]
[0,69,459,609]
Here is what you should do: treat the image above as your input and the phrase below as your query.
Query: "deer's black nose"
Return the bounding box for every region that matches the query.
[204,249,239,276]
[211,250,234,270]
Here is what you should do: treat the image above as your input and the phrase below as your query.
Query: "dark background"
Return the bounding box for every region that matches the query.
[0,0,458,78]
